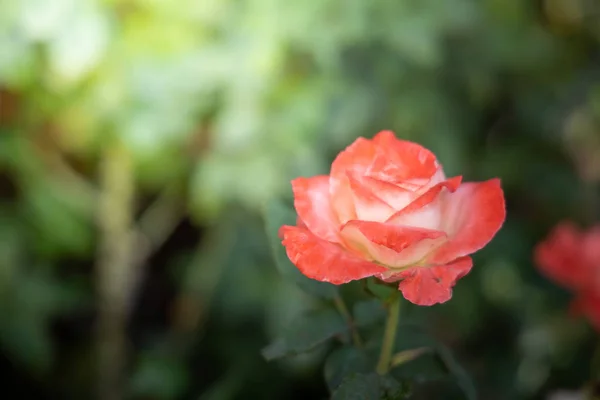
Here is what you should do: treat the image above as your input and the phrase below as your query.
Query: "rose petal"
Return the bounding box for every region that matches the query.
[329,138,377,224]
[280,225,387,284]
[347,174,395,222]
[296,216,307,229]
[292,176,340,242]
[330,132,441,224]
[387,176,462,230]
[396,256,473,306]
[534,222,588,290]
[356,176,415,210]
[425,167,448,188]
[340,220,447,268]
[372,130,439,181]
[428,179,505,265]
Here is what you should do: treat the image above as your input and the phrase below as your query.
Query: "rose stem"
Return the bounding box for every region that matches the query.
[376,291,401,375]
[333,294,363,348]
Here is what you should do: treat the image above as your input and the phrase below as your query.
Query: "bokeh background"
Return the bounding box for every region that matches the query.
[1,0,600,399]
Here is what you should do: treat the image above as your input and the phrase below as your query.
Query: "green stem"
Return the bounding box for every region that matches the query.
[333,294,363,347]
[376,291,401,375]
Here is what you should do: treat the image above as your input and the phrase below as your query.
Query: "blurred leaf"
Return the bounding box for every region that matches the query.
[262,308,347,361]
[197,366,244,400]
[353,299,387,327]
[0,265,86,374]
[332,373,410,400]
[129,353,189,400]
[285,308,347,351]
[436,343,477,400]
[261,339,288,361]
[386,325,476,400]
[263,198,338,299]
[324,346,374,391]
[390,350,448,383]
[332,374,380,400]
[21,181,93,258]
[0,317,52,373]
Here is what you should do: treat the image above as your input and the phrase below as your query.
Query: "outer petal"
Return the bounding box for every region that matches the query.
[387,176,462,230]
[292,176,340,242]
[533,222,588,290]
[280,225,387,284]
[428,179,505,265]
[397,256,473,306]
[340,220,447,268]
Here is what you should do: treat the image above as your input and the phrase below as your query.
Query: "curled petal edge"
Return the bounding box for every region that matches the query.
[280,225,387,285]
[395,256,473,306]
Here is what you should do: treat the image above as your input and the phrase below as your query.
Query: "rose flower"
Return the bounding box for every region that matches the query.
[279,131,506,305]
[535,222,600,330]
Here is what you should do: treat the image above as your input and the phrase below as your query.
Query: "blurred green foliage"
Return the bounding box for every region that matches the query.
[1,0,600,399]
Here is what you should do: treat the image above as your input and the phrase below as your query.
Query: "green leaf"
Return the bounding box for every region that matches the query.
[324,346,374,391]
[196,365,244,400]
[0,317,52,373]
[261,308,347,361]
[436,344,477,400]
[390,351,448,383]
[394,324,439,351]
[263,199,338,299]
[23,181,94,258]
[129,353,189,400]
[260,339,288,361]
[385,325,476,400]
[286,308,347,351]
[332,374,380,400]
[353,299,387,327]
[332,373,410,400]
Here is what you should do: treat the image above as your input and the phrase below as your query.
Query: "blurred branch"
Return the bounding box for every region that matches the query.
[170,220,235,345]
[96,140,135,400]
[126,183,186,316]
[31,134,186,318]
[137,184,184,248]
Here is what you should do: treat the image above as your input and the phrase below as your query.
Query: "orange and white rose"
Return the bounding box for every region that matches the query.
[280,131,506,305]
